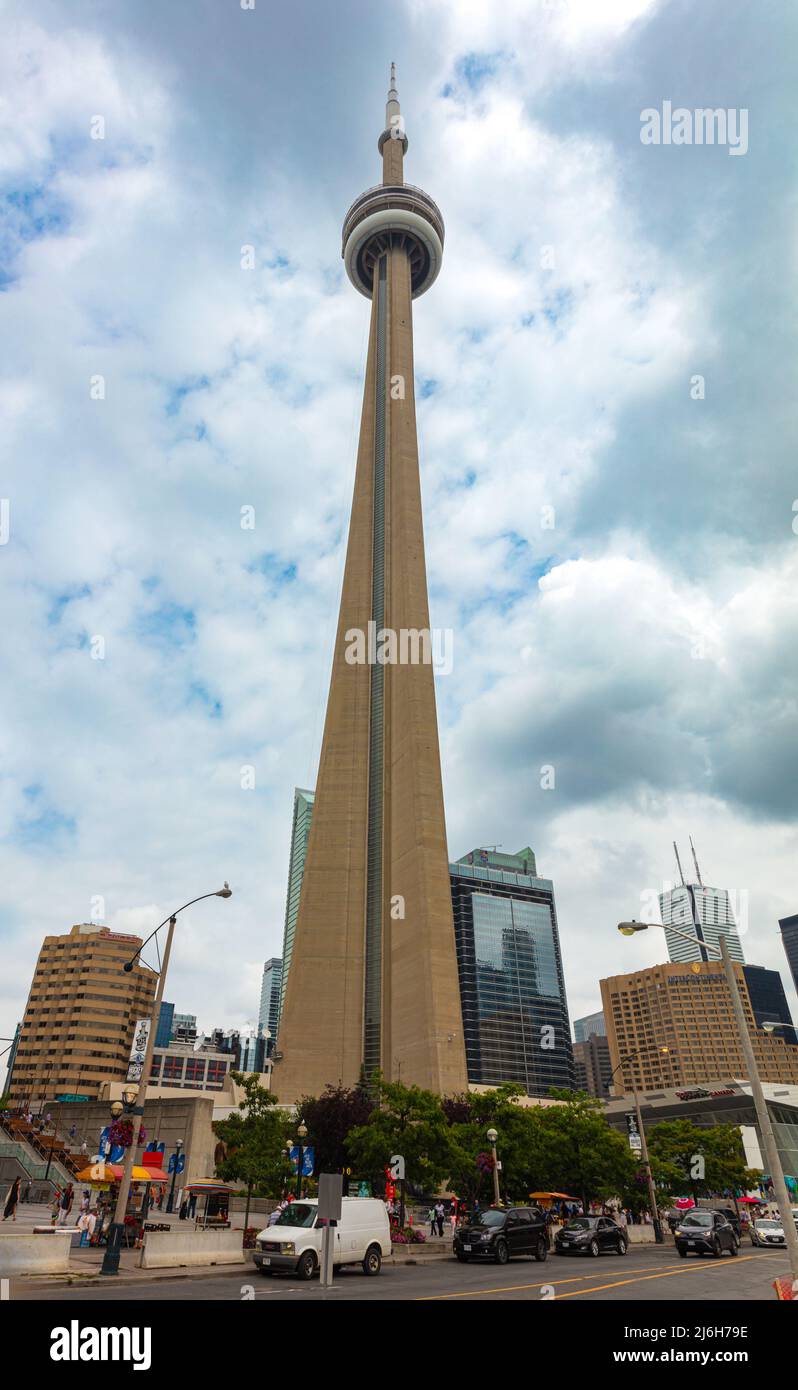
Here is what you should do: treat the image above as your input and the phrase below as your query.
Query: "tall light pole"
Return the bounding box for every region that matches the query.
[166,1139,184,1215]
[606,1050,666,1242]
[294,1121,308,1199]
[618,918,798,1292]
[100,884,232,1275]
[486,1127,502,1207]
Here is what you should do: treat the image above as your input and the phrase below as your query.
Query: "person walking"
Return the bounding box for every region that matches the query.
[427,1205,437,1237]
[69,1123,77,1144]
[3,1177,21,1222]
[435,1201,445,1238]
[57,1183,74,1225]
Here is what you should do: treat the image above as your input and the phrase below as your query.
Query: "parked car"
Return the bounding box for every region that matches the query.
[704,1205,742,1238]
[554,1215,628,1257]
[453,1206,549,1264]
[253,1197,391,1279]
[674,1209,739,1258]
[750,1218,786,1248]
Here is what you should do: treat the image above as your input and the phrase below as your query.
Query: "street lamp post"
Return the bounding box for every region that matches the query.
[486,1127,502,1207]
[166,1139,184,1215]
[100,884,232,1275]
[618,918,798,1292]
[295,1121,308,1199]
[606,1052,665,1243]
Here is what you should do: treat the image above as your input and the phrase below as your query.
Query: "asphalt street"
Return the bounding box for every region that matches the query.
[12,1242,789,1302]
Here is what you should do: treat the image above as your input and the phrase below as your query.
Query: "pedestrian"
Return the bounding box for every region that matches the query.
[188,1191,197,1219]
[50,1187,62,1224]
[428,1205,436,1236]
[22,1181,31,1203]
[76,1207,93,1245]
[450,1203,458,1238]
[3,1177,21,1222]
[69,1123,77,1143]
[79,1139,88,1156]
[435,1200,445,1237]
[77,1190,90,1223]
[57,1183,74,1225]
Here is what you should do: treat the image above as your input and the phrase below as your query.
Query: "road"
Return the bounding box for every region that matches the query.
[12,1242,789,1301]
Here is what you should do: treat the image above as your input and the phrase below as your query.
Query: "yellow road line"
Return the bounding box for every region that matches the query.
[553,1256,761,1295]
[417,1260,685,1300]
[419,1253,761,1301]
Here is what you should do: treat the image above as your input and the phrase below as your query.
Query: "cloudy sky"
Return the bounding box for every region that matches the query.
[2,0,796,1079]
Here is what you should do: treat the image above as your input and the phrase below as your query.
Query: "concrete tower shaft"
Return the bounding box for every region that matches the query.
[272,69,467,1102]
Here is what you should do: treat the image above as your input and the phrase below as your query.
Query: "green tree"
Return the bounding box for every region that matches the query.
[444,1085,550,1206]
[213,1072,291,1228]
[537,1090,636,1210]
[296,1083,375,1176]
[345,1074,453,1194]
[646,1119,760,1203]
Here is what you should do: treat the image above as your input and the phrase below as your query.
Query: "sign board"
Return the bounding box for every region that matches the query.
[389,1154,406,1181]
[126,1018,151,1082]
[168,1152,186,1175]
[289,1144,315,1176]
[626,1112,642,1152]
[317,1172,344,1223]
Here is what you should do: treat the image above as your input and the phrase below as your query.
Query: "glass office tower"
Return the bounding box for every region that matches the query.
[450,847,574,1096]
[277,788,314,1029]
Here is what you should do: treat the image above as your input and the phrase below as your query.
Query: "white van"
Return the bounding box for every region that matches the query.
[253,1197,391,1279]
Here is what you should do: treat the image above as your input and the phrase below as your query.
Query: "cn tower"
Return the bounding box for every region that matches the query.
[274,67,467,1100]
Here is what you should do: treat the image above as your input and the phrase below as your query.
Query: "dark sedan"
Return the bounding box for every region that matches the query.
[554,1215,628,1257]
[453,1207,549,1265]
[674,1209,739,1258]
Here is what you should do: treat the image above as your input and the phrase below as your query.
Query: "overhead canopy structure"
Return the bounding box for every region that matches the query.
[74,1164,168,1184]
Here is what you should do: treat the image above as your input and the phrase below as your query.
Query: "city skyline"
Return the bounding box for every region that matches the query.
[2,1,797,1082]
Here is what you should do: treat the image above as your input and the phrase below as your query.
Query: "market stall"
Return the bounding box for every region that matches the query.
[73,1162,169,1246]
[181,1180,235,1229]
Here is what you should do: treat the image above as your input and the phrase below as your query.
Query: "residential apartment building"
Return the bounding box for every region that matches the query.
[7,924,157,1107]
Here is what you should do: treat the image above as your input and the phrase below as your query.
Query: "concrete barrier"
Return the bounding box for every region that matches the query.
[140,1228,245,1269]
[0,1230,73,1275]
[626,1225,657,1244]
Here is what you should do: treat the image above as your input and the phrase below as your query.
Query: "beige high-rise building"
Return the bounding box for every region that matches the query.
[600,960,798,1095]
[7,924,157,1107]
[273,68,467,1101]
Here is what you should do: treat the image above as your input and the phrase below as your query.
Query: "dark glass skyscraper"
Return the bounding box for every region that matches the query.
[779,914,798,997]
[743,964,797,1043]
[450,847,574,1096]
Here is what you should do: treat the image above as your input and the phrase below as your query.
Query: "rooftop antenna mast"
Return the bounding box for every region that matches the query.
[689,836,704,887]
[673,841,686,888]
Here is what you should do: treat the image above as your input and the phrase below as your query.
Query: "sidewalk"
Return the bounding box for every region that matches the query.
[15,1237,455,1289]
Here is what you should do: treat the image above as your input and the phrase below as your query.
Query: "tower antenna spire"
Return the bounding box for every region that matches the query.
[386,61,400,123]
[689,836,704,887]
[673,841,686,888]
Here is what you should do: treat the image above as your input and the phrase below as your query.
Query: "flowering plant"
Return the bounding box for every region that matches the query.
[476,1151,495,1175]
[107,1120,147,1149]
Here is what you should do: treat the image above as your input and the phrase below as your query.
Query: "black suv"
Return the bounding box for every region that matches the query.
[554,1215,628,1257]
[674,1209,739,1258]
[454,1207,549,1265]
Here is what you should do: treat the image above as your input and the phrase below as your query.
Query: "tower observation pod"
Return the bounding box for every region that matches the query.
[273,67,467,1104]
[342,62,445,299]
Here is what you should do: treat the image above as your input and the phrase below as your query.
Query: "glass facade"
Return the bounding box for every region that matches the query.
[258,958,283,1054]
[743,964,797,1043]
[779,914,798,997]
[451,849,574,1096]
[659,884,745,964]
[278,788,315,1028]
[574,1010,606,1042]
